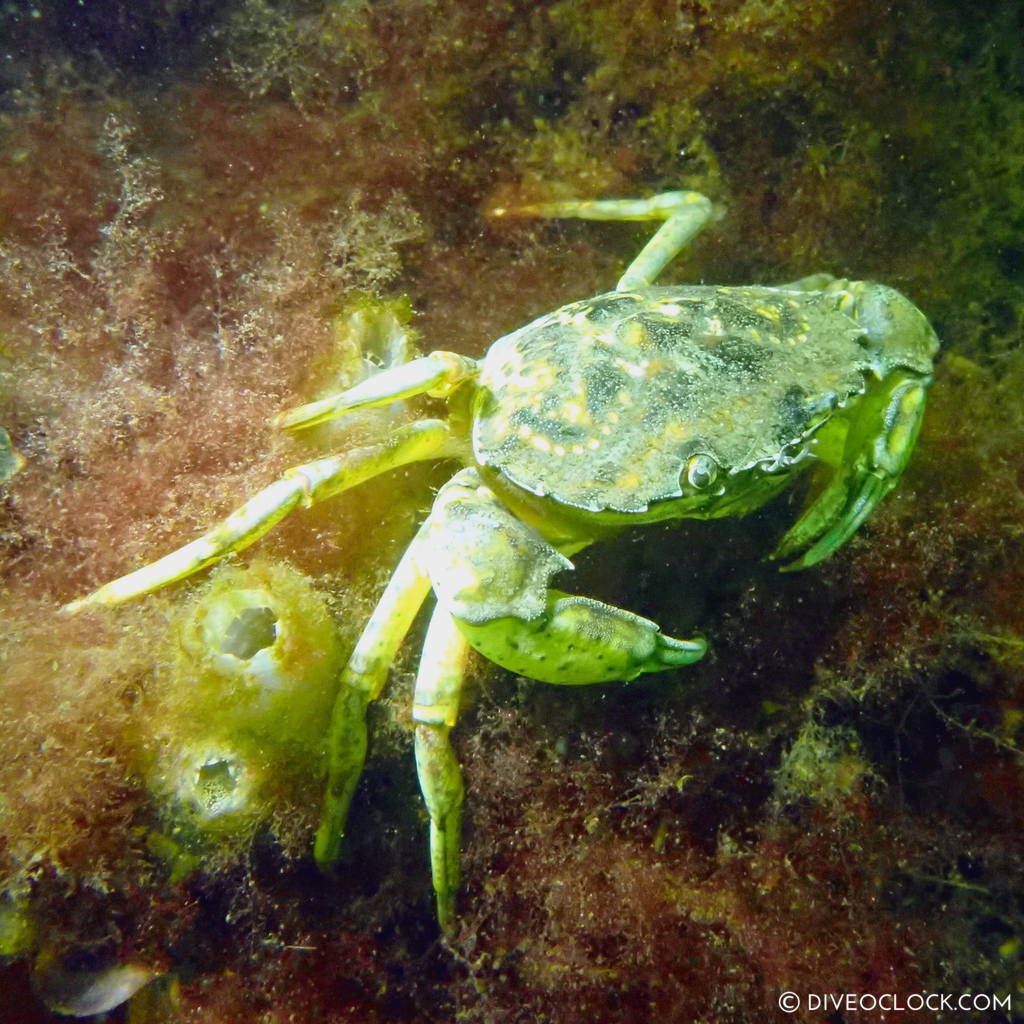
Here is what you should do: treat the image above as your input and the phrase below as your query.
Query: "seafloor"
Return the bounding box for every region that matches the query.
[1,1,1023,1022]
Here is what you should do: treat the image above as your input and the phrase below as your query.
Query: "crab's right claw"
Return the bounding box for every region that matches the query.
[775,371,929,570]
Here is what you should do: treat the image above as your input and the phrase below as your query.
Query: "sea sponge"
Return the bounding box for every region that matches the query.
[141,559,343,855]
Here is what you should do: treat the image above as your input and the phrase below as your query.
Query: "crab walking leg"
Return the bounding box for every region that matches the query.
[775,371,930,570]
[412,607,470,933]
[423,469,706,685]
[492,190,715,290]
[314,523,436,869]
[276,351,477,431]
[63,419,458,612]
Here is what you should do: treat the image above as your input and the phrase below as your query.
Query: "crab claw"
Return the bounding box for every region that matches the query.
[775,373,929,570]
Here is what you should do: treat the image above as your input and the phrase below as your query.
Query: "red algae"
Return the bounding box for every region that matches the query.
[1,0,1024,1021]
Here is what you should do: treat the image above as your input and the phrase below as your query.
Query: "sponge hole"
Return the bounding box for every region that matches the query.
[220,606,278,660]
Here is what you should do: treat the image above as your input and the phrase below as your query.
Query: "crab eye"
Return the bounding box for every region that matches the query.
[686,454,718,490]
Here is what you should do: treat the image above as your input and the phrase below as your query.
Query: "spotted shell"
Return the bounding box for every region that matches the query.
[472,285,870,513]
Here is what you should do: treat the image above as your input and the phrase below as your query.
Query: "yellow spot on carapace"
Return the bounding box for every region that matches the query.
[530,435,552,453]
[628,360,651,380]
[619,321,648,349]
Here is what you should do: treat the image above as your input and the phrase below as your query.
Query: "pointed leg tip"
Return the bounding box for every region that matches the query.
[61,592,104,615]
[313,825,343,877]
[657,633,708,667]
[436,901,456,937]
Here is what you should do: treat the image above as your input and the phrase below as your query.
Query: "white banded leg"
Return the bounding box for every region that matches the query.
[63,419,457,612]
[492,190,716,289]
[314,523,435,868]
[412,606,470,934]
[277,351,477,431]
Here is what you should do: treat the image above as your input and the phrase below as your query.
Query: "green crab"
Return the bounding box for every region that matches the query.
[65,190,939,931]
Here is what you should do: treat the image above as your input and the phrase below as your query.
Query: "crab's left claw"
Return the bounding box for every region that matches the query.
[774,370,930,570]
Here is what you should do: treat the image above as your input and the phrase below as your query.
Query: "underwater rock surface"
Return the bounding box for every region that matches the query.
[1,1,1023,1021]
